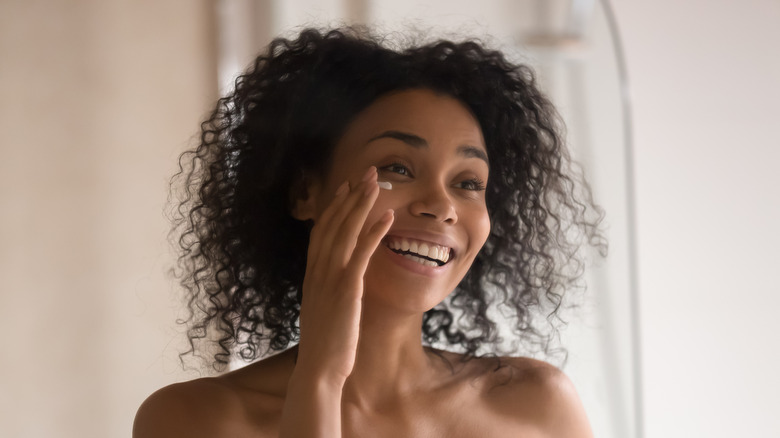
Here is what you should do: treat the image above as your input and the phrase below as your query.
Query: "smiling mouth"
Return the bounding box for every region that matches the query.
[383,236,453,267]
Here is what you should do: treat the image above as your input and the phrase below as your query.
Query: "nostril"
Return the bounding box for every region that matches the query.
[410,199,456,223]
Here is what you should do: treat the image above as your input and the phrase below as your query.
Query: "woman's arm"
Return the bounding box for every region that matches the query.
[279,366,346,437]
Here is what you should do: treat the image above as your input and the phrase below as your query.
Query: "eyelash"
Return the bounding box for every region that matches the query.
[379,162,486,192]
[459,178,487,191]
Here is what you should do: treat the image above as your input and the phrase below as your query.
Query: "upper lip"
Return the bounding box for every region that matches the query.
[382,229,459,259]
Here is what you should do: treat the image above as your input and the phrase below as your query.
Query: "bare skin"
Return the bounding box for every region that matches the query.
[134,89,594,438]
[135,347,590,437]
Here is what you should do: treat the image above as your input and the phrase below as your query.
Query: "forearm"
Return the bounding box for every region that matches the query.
[279,366,345,438]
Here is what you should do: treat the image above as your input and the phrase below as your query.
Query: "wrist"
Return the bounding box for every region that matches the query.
[288,362,348,394]
[280,366,344,438]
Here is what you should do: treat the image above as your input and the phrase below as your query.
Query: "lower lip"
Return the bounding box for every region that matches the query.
[381,245,449,276]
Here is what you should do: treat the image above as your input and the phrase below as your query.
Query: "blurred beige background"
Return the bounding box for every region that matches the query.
[1,1,779,437]
[0,1,217,436]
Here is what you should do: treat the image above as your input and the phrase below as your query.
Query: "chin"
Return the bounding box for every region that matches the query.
[362,260,462,315]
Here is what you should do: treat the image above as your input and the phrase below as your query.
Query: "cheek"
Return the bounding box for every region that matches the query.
[470,207,492,248]
[365,188,396,225]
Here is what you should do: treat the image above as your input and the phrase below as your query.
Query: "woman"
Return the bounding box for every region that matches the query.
[134,27,604,437]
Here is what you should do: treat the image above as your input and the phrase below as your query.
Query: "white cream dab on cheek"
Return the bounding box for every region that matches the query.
[377,181,392,190]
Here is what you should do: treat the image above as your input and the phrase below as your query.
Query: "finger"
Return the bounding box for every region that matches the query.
[307,167,377,284]
[326,178,380,272]
[306,180,349,270]
[309,167,375,256]
[312,167,377,270]
[310,179,349,240]
[346,208,394,277]
[320,166,376,241]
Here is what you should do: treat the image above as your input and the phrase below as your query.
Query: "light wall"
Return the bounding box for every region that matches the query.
[0,1,216,437]
[611,0,780,436]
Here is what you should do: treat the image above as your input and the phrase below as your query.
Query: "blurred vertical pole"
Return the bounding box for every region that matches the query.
[599,1,644,437]
[564,4,635,438]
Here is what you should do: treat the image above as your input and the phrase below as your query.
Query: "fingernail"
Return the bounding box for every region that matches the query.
[362,166,376,182]
[336,181,349,196]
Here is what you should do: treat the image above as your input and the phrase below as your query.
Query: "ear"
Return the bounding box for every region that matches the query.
[289,172,322,222]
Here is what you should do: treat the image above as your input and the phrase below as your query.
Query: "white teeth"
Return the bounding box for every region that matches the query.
[403,254,419,263]
[386,237,452,265]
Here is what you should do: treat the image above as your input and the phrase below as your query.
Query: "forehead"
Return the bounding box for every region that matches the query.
[335,88,486,154]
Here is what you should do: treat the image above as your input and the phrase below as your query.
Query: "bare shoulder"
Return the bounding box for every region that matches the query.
[133,349,296,438]
[481,357,594,438]
[133,377,247,438]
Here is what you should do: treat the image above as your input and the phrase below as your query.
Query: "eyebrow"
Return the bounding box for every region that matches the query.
[365,130,489,165]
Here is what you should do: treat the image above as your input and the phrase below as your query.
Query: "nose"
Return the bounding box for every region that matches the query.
[408,183,458,224]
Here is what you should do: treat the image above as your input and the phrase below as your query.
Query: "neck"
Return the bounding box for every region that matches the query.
[341,301,438,407]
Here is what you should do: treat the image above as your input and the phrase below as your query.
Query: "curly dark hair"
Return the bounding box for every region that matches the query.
[171,27,606,370]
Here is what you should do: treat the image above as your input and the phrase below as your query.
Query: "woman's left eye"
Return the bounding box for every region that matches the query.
[457,178,487,191]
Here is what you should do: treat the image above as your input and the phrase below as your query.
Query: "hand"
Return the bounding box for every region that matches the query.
[295,166,394,383]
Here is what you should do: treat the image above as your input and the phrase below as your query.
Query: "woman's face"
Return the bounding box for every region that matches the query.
[311,88,491,312]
